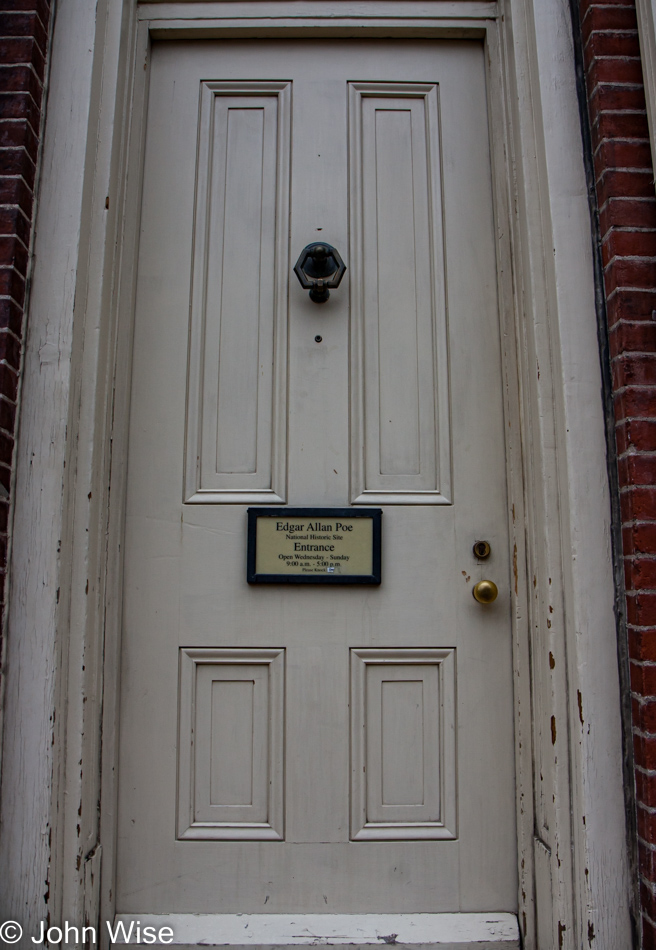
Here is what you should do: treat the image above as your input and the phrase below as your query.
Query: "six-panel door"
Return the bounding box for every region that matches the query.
[117,38,516,914]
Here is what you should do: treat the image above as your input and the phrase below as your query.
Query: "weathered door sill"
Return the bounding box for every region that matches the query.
[111,913,520,950]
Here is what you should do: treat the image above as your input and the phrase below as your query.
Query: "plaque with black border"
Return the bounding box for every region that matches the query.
[247,508,382,585]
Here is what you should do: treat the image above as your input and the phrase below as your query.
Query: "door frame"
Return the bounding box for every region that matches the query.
[0,2,632,948]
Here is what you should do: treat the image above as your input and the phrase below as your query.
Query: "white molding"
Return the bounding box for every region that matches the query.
[637,0,656,180]
[0,4,632,950]
[138,2,499,21]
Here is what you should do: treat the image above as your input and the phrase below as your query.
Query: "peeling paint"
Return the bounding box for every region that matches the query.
[551,715,557,745]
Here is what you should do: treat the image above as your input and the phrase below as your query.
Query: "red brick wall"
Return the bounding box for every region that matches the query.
[0,0,51,619]
[578,0,656,946]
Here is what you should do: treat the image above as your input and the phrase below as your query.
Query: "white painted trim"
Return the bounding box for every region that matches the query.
[138,2,498,19]
[111,914,520,948]
[637,0,656,180]
[0,4,633,950]
[496,1,631,944]
[0,0,105,933]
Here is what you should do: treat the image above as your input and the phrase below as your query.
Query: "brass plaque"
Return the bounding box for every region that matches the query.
[247,508,382,584]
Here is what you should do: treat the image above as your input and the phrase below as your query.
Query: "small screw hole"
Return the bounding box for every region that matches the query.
[315,335,322,343]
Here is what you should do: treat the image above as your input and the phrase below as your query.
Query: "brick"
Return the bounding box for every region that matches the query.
[631,695,656,728]
[636,767,656,807]
[644,912,656,949]
[639,806,656,844]
[587,55,645,88]
[0,119,39,162]
[626,620,654,652]
[605,258,656,296]
[604,231,656,268]
[0,148,35,189]
[0,65,43,105]
[0,361,19,404]
[0,91,41,129]
[0,395,16,437]
[641,835,656,880]
[0,297,23,337]
[0,463,11,495]
[618,420,656,453]
[615,387,656,422]
[634,696,656,733]
[0,330,22,370]
[0,500,8,536]
[626,553,656,591]
[625,522,656,556]
[623,486,656,522]
[580,0,637,18]
[0,266,24,306]
[582,8,638,48]
[611,321,656,357]
[616,421,630,454]
[0,207,31,248]
[0,429,16,469]
[633,735,656,768]
[631,660,656,695]
[0,37,45,81]
[623,485,656,521]
[0,0,51,23]
[618,453,656,490]
[597,168,656,208]
[608,291,656,328]
[627,591,656,626]
[600,197,656,235]
[593,109,650,147]
[594,139,654,181]
[585,30,642,61]
[613,354,656,389]
[0,177,33,220]
[0,236,28,276]
[590,82,647,117]
[642,879,656,922]
[0,395,16,436]
[631,696,656,732]
[0,13,48,53]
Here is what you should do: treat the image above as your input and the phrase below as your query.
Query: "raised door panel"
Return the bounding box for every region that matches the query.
[185,82,290,504]
[350,648,456,840]
[177,648,284,840]
[349,84,450,505]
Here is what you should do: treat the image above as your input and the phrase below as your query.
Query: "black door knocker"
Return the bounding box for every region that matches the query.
[294,243,346,303]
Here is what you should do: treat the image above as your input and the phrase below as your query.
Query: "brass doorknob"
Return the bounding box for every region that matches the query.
[473,580,498,604]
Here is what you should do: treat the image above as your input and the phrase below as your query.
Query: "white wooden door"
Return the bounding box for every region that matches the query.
[117,38,516,924]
